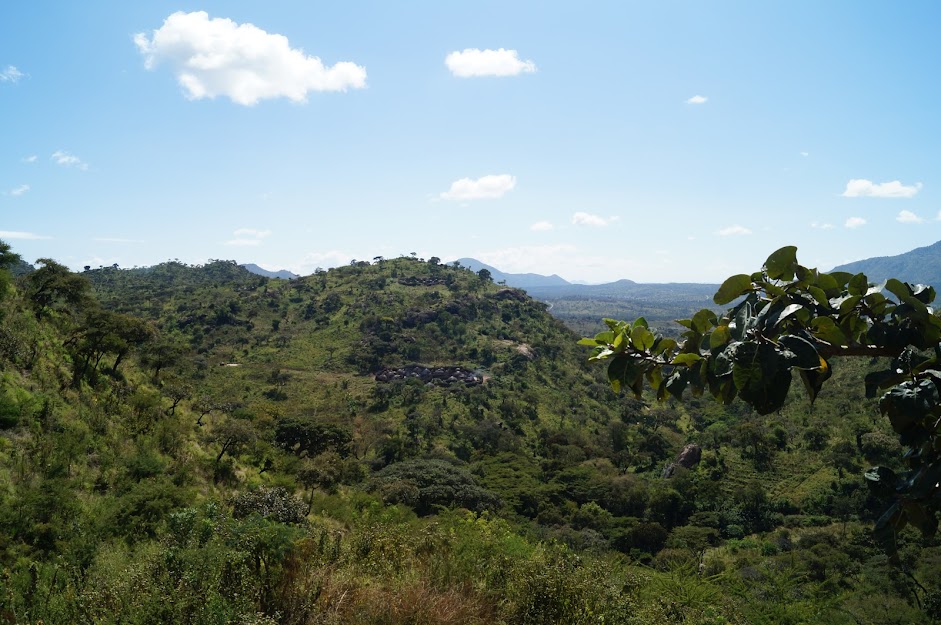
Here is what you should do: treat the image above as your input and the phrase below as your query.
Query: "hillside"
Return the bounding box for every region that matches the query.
[832,240,941,288]
[0,244,939,623]
[456,257,570,287]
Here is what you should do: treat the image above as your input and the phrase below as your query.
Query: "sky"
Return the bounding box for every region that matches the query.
[1,2,940,283]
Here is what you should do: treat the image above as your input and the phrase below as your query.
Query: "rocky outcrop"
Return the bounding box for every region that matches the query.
[490,288,528,302]
[398,276,448,287]
[375,364,482,386]
[662,443,702,478]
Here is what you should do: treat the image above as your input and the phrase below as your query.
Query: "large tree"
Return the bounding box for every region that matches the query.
[581,246,941,556]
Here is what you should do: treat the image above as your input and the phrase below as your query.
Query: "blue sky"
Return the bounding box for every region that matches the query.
[2,2,939,282]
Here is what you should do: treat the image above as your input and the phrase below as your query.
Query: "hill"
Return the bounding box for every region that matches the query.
[456,257,570,287]
[831,240,941,288]
[240,262,300,279]
[0,244,937,623]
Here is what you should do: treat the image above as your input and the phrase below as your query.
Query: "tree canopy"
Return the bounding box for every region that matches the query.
[581,246,941,555]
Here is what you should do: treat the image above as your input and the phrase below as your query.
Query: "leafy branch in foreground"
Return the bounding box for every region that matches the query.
[580,245,941,555]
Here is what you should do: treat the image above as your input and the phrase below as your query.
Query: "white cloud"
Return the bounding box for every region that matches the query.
[94,237,144,244]
[445,48,536,77]
[0,230,51,240]
[896,210,924,224]
[22,155,37,163]
[572,212,616,227]
[0,66,23,83]
[51,150,88,170]
[135,11,367,106]
[842,179,922,198]
[845,217,867,229]
[226,228,272,246]
[810,222,834,230]
[8,184,29,197]
[530,221,554,231]
[686,95,707,104]
[716,225,751,236]
[233,228,272,238]
[440,174,516,200]
[800,151,809,157]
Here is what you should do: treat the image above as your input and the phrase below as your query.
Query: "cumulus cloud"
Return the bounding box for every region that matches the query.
[845,217,867,229]
[440,174,516,200]
[572,212,616,227]
[51,150,88,170]
[134,11,367,106]
[445,48,536,77]
[0,66,23,83]
[8,184,29,197]
[686,95,707,104]
[226,228,272,246]
[810,222,834,230]
[896,210,924,224]
[530,221,554,231]
[0,230,50,240]
[842,179,922,198]
[716,225,751,236]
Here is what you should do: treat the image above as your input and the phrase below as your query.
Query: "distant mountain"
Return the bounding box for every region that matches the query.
[455,258,570,288]
[831,240,941,288]
[240,263,299,280]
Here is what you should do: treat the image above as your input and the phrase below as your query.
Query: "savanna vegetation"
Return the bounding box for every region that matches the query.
[1,239,941,624]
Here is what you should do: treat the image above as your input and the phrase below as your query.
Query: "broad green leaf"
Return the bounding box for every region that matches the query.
[808,286,829,307]
[827,271,853,289]
[631,326,655,351]
[798,357,831,403]
[672,353,702,366]
[810,317,846,345]
[691,309,717,334]
[848,273,869,296]
[632,317,649,329]
[714,274,752,305]
[764,246,799,281]
[577,337,600,346]
[653,337,677,355]
[594,330,616,344]
[778,335,820,369]
[710,325,732,350]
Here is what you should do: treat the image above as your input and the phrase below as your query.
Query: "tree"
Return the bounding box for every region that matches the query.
[477,268,493,283]
[23,258,91,319]
[581,246,941,557]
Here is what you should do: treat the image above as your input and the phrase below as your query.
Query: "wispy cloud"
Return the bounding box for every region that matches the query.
[572,212,617,227]
[51,150,89,170]
[800,151,809,157]
[440,174,516,200]
[445,48,536,77]
[226,228,272,246]
[6,184,30,197]
[716,225,751,236]
[21,155,37,163]
[842,179,921,198]
[0,230,51,240]
[135,11,366,106]
[0,66,23,83]
[530,221,554,231]
[686,95,708,104]
[810,222,834,230]
[896,210,924,224]
[94,237,144,244]
[845,217,867,229]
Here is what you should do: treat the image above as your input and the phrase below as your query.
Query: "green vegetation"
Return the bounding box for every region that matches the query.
[1,242,941,623]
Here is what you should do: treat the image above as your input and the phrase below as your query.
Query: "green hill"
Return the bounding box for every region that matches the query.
[832,240,941,288]
[0,244,938,624]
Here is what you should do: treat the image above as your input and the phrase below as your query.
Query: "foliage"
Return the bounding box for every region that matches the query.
[582,246,941,555]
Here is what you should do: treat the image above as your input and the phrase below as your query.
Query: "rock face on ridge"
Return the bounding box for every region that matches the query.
[375,364,482,386]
